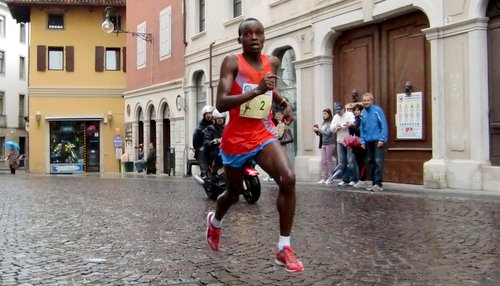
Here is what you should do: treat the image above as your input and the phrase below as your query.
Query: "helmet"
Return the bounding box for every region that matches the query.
[201,105,215,115]
[212,109,227,119]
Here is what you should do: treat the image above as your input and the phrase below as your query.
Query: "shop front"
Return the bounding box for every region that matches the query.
[48,119,101,174]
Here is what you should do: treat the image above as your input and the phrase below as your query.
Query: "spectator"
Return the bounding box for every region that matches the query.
[330,103,356,187]
[314,108,336,184]
[360,93,388,192]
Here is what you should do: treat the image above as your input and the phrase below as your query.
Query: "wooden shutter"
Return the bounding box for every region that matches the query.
[37,45,46,71]
[65,46,74,72]
[116,49,121,71]
[95,46,104,72]
[122,47,126,72]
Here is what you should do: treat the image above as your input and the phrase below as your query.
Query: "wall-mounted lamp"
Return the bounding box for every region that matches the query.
[176,95,185,111]
[107,111,113,122]
[35,111,42,126]
[405,81,413,96]
[102,6,153,42]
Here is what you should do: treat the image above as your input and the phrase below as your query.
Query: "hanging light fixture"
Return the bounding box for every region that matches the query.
[101,7,152,43]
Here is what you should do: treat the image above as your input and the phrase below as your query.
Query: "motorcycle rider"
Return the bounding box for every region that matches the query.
[202,109,227,179]
[193,105,215,178]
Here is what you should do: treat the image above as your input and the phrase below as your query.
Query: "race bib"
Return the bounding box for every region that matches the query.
[240,83,272,119]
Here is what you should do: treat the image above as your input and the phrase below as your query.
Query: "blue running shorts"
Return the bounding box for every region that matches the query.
[220,138,278,168]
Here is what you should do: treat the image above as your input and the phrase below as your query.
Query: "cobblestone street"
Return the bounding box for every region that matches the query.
[0,173,499,285]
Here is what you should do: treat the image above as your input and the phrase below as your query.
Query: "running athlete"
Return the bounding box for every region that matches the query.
[205,18,304,273]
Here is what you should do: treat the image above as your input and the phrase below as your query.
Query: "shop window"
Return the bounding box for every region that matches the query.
[49,121,100,173]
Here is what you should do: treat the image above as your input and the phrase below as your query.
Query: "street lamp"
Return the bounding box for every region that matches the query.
[102,7,153,43]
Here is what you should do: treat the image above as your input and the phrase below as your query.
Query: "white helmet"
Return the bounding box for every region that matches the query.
[212,109,227,119]
[201,105,215,115]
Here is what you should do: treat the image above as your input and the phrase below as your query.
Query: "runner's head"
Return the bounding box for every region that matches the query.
[237,18,265,55]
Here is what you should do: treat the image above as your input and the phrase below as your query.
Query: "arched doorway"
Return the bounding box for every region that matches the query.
[162,103,172,174]
[149,106,157,149]
[274,47,297,163]
[487,0,500,166]
[333,10,432,184]
[137,107,144,148]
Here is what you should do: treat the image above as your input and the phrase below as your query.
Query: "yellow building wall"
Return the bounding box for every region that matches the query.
[27,5,126,174]
[29,6,126,87]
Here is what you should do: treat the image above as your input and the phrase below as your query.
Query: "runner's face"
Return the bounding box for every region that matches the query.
[239,20,265,54]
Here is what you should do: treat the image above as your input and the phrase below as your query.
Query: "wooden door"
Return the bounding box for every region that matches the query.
[334,11,432,184]
[488,2,500,166]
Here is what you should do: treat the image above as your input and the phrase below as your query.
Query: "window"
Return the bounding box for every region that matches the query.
[19,57,26,79]
[233,0,242,18]
[20,23,26,43]
[19,94,25,124]
[0,51,5,75]
[0,137,4,157]
[136,23,147,68]
[159,7,172,59]
[109,14,122,31]
[105,48,120,71]
[0,15,5,37]
[48,47,64,70]
[19,94,25,116]
[0,91,4,114]
[199,0,205,32]
[48,14,64,29]
[195,72,207,123]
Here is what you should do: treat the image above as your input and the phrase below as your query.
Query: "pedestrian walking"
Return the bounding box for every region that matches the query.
[360,93,388,192]
[205,17,304,272]
[6,146,19,174]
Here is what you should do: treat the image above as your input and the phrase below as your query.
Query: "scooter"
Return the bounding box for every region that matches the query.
[194,158,261,204]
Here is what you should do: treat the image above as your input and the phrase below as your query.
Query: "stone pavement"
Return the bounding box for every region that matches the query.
[0,173,499,285]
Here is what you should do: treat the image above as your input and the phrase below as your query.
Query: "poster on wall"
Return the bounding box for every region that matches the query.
[396,92,423,139]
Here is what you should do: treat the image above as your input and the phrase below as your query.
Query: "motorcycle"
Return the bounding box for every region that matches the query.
[194,159,261,204]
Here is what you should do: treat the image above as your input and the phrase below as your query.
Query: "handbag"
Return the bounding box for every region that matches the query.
[280,128,294,145]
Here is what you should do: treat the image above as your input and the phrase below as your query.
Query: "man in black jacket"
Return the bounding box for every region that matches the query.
[193,105,214,178]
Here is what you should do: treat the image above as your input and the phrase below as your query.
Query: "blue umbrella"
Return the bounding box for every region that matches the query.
[4,141,20,152]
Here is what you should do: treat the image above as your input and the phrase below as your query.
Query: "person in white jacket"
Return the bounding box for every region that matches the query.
[330,103,356,186]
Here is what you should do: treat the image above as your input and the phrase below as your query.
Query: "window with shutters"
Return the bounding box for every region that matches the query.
[105,48,120,71]
[199,0,205,32]
[20,23,26,43]
[136,23,147,69]
[233,0,242,18]
[19,56,25,79]
[0,91,4,114]
[48,14,64,29]
[159,7,172,59]
[0,51,5,75]
[0,15,6,38]
[48,47,64,70]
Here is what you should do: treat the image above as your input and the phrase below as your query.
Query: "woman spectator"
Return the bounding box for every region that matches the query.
[314,108,336,184]
[349,104,366,187]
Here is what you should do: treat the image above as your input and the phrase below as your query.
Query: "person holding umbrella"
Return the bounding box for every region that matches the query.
[5,144,20,174]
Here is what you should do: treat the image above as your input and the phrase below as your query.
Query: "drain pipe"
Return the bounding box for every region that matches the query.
[209,41,215,104]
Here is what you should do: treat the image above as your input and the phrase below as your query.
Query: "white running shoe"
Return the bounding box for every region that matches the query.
[318,179,326,184]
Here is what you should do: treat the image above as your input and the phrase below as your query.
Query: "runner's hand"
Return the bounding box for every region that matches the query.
[254,72,278,95]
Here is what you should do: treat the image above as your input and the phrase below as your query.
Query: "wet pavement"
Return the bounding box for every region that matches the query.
[0,173,499,285]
